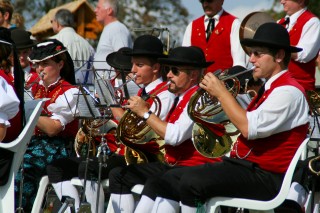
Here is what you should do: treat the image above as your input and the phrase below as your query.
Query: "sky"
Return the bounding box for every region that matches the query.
[182,0,275,22]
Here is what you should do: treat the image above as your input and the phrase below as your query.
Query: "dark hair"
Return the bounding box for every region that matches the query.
[0,43,11,71]
[0,0,13,21]
[266,47,291,68]
[51,52,76,85]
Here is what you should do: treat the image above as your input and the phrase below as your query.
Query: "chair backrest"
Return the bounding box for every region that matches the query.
[0,99,45,213]
[206,136,310,213]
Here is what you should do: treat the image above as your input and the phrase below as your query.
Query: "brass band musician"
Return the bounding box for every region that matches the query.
[140,22,310,213]
[46,35,175,213]
[108,46,221,213]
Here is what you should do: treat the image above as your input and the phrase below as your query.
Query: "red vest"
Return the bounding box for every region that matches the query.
[164,86,220,166]
[191,12,236,73]
[0,70,22,142]
[33,79,79,138]
[280,10,317,91]
[230,72,308,173]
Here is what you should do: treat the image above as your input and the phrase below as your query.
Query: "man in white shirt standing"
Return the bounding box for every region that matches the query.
[51,8,95,84]
[278,0,320,91]
[93,0,132,79]
[182,0,247,74]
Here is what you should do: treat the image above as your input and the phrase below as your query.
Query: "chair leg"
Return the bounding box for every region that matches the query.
[31,176,50,213]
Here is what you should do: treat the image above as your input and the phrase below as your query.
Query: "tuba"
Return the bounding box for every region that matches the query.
[117,86,168,164]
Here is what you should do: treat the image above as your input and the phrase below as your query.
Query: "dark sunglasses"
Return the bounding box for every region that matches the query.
[165,66,195,76]
[199,0,214,3]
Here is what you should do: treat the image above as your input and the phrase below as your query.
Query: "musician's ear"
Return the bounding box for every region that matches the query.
[152,63,161,75]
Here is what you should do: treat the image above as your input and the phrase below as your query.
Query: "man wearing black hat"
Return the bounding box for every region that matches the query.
[143,22,310,213]
[108,46,220,213]
[10,28,38,98]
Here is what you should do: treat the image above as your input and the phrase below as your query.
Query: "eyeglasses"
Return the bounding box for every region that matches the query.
[248,49,269,58]
[199,0,214,4]
[165,66,195,76]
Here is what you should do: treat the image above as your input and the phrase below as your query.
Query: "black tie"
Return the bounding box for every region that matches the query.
[141,88,149,100]
[206,18,215,41]
[280,17,290,29]
[167,96,180,119]
[255,84,265,103]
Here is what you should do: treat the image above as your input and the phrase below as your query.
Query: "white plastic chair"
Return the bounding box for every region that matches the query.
[206,137,310,213]
[0,99,45,213]
[31,175,50,213]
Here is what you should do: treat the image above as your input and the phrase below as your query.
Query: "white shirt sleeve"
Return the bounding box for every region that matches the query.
[247,86,309,140]
[182,22,192,46]
[0,77,20,127]
[295,17,320,63]
[47,87,79,126]
[230,19,249,67]
[164,102,194,146]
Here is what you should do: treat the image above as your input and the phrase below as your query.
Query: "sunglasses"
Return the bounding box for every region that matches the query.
[165,66,195,76]
[249,50,269,58]
[199,0,214,3]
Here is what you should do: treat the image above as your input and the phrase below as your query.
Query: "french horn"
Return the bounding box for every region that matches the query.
[189,67,256,158]
[117,86,168,164]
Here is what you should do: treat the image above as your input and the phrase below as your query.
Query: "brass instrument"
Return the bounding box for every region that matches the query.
[309,156,320,176]
[189,67,255,158]
[307,89,320,116]
[74,116,118,158]
[117,83,170,164]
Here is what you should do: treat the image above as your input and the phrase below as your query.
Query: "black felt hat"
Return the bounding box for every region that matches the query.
[28,39,68,63]
[241,22,302,53]
[0,26,13,45]
[127,35,166,58]
[158,46,213,68]
[106,47,133,71]
[10,28,36,50]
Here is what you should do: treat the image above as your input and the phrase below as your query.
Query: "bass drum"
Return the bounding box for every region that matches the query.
[74,119,118,158]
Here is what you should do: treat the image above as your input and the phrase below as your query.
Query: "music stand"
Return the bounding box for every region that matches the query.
[73,85,113,213]
[94,78,120,107]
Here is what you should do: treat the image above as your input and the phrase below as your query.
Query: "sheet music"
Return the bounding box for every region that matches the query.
[74,88,102,118]
[94,78,119,107]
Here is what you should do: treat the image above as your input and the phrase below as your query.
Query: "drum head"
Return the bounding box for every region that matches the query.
[240,12,275,55]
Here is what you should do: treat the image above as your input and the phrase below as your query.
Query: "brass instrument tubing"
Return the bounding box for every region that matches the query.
[218,66,256,81]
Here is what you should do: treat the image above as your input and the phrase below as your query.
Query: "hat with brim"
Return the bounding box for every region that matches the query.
[106,47,133,71]
[158,46,213,68]
[126,35,166,58]
[28,39,67,63]
[241,22,302,53]
[11,28,36,50]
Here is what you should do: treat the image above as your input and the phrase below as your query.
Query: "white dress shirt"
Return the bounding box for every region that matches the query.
[164,85,198,146]
[247,70,309,140]
[0,77,20,127]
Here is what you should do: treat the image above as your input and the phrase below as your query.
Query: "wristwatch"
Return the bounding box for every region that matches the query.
[143,110,152,120]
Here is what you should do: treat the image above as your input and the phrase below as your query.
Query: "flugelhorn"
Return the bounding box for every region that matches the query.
[188,67,255,158]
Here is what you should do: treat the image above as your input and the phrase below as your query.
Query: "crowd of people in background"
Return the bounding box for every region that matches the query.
[0,0,318,212]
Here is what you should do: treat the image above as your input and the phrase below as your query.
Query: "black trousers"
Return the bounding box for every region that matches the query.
[149,157,284,207]
[47,154,126,183]
[108,161,184,200]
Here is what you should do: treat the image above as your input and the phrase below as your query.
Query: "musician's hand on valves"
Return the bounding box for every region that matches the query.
[199,72,229,99]
[126,96,149,117]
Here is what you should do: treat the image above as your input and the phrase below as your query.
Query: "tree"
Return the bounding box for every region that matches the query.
[12,0,189,47]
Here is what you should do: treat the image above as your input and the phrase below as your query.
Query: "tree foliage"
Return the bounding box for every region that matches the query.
[11,0,190,46]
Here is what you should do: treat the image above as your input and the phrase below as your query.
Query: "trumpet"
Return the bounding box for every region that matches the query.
[188,66,255,158]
